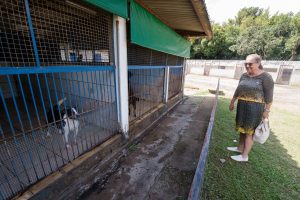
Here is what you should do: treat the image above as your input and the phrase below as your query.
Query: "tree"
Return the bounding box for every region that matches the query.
[285,12,300,60]
[190,7,300,60]
[191,24,238,59]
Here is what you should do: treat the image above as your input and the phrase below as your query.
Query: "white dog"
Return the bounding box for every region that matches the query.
[62,107,80,148]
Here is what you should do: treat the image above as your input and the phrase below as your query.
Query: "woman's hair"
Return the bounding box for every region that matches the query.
[247,54,263,69]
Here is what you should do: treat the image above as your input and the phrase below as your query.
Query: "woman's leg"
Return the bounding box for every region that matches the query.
[238,133,245,152]
[242,134,254,158]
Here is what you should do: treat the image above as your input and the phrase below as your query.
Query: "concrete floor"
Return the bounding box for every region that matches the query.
[81,74,300,200]
[83,93,215,200]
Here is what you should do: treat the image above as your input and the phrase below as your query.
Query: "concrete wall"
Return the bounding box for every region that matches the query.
[186,60,300,86]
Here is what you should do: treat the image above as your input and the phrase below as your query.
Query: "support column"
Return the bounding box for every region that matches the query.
[163,66,170,103]
[113,15,129,138]
[181,59,186,94]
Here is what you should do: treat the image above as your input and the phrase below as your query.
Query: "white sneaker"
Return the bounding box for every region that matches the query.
[230,155,248,162]
[226,147,242,153]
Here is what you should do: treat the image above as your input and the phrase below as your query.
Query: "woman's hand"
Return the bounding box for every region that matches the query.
[229,101,235,111]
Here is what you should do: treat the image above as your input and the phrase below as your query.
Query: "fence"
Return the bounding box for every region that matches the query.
[0,1,186,198]
[128,67,165,121]
[0,0,118,199]
[127,44,184,122]
[168,67,184,99]
[186,60,300,85]
[0,68,118,199]
[188,79,219,200]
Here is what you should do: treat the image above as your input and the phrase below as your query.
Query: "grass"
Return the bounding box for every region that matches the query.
[201,97,300,200]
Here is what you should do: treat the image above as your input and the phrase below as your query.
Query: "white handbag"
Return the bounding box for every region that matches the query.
[253,119,270,144]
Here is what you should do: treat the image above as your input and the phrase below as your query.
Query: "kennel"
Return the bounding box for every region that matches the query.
[0,0,118,198]
[127,44,185,122]
[0,0,212,199]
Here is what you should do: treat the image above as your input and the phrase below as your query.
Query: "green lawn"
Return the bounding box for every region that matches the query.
[201,97,300,200]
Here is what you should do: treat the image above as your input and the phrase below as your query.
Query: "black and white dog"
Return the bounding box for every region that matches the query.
[47,98,79,148]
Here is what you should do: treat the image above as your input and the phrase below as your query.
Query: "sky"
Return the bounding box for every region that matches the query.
[205,0,300,23]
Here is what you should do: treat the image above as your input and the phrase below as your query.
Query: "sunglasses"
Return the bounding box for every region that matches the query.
[244,63,255,68]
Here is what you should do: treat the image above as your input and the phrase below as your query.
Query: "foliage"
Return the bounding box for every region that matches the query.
[191,7,300,60]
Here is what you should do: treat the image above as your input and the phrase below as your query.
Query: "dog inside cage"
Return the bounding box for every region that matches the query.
[127,44,183,122]
[0,0,119,198]
[127,68,165,122]
[0,70,119,199]
[46,97,80,148]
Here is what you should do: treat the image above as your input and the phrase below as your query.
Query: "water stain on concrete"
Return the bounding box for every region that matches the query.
[84,95,215,200]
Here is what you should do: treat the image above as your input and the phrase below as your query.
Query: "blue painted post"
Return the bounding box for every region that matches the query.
[81,72,92,149]
[59,73,74,154]
[70,72,85,155]
[0,87,30,187]
[18,75,47,177]
[85,71,97,147]
[105,70,113,133]
[15,75,42,181]
[6,75,38,183]
[24,0,40,67]
[75,72,88,151]
[63,73,77,158]
[52,73,77,157]
[0,125,15,196]
[27,74,53,173]
[45,73,74,162]
[36,74,62,168]
[91,70,101,145]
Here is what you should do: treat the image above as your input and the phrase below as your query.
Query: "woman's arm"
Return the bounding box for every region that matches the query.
[229,75,244,111]
[229,97,236,111]
[263,103,272,119]
[262,73,274,118]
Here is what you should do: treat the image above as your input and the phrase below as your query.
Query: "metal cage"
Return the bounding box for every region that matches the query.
[0,0,117,199]
[168,67,184,99]
[127,44,184,122]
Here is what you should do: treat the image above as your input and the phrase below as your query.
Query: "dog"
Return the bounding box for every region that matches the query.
[46,97,66,131]
[62,107,79,148]
[46,98,80,148]
[128,72,140,117]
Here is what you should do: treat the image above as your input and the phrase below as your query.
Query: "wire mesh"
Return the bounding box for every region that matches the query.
[0,69,118,199]
[128,43,184,122]
[168,67,183,99]
[0,0,113,68]
[30,0,113,66]
[128,43,184,66]
[128,68,165,121]
[0,0,36,67]
[0,0,116,199]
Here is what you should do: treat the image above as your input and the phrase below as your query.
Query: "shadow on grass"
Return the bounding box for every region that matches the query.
[201,97,300,200]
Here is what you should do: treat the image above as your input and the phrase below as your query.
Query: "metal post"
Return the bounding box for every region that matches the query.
[163,66,170,103]
[113,15,129,138]
[24,0,40,67]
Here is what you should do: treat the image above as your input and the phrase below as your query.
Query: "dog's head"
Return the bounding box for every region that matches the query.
[62,107,79,119]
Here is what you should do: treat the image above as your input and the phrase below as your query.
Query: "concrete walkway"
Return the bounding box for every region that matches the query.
[83,94,215,200]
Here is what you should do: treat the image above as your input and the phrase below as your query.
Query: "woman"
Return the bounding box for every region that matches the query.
[228,54,274,162]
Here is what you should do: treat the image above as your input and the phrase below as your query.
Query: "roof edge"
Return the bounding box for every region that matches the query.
[190,0,213,38]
